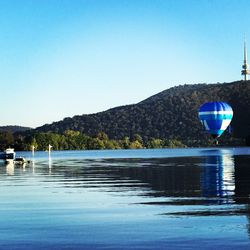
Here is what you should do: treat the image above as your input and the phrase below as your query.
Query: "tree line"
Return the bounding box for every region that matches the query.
[34,81,250,144]
[0,130,187,151]
[1,81,248,149]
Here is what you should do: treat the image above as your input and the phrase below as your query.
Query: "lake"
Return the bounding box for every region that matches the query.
[0,147,250,249]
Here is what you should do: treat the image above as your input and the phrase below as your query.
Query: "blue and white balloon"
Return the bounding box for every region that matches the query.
[198,102,233,138]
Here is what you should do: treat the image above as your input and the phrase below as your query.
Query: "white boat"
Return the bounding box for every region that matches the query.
[14,157,30,165]
[0,148,16,160]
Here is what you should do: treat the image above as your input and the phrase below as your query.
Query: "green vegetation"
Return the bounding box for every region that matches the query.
[0,125,32,133]
[0,80,249,150]
[0,130,187,151]
[34,81,250,147]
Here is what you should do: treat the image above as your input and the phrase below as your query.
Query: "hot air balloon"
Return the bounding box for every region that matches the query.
[198,102,233,139]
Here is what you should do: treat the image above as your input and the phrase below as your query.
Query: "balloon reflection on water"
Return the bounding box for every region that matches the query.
[201,150,235,202]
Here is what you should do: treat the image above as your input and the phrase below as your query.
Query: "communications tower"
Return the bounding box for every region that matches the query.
[241,40,250,80]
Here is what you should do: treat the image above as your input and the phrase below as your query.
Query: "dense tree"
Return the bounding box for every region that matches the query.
[163,139,187,148]
[0,130,190,150]
[0,126,31,133]
[121,136,130,149]
[33,81,249,147]
[1,81,248,150]
[148,138,163,148]
[0,131,14,150]
[129,140,144,149]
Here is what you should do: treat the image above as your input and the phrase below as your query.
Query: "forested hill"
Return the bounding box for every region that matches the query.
[35,80,250,144]
[0,126,32,133]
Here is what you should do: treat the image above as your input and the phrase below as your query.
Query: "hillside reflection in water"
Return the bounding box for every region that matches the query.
[34,152,250,220]
[46,153,250,207]
[1,149,250,249]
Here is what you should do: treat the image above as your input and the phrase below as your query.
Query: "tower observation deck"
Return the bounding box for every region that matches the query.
[241,41,250,80]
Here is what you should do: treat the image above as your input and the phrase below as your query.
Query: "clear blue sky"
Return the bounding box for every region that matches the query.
[0,0,249,128]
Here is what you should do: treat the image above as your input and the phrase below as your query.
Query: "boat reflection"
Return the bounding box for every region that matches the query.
[2,151,250,214]
[6,160,14,175]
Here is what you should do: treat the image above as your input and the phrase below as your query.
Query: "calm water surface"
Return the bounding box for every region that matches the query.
[0,148,250,249]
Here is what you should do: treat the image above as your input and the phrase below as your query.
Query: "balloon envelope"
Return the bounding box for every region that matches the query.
[198,102,233,138]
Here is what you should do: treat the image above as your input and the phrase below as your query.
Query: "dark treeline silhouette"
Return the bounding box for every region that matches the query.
[0,130,186,151]
[0,81,249,150]
[0,125,31,133]
[34,81,249,146]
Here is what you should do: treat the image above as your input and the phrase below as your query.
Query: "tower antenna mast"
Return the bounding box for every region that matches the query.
[241,40,250,80]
